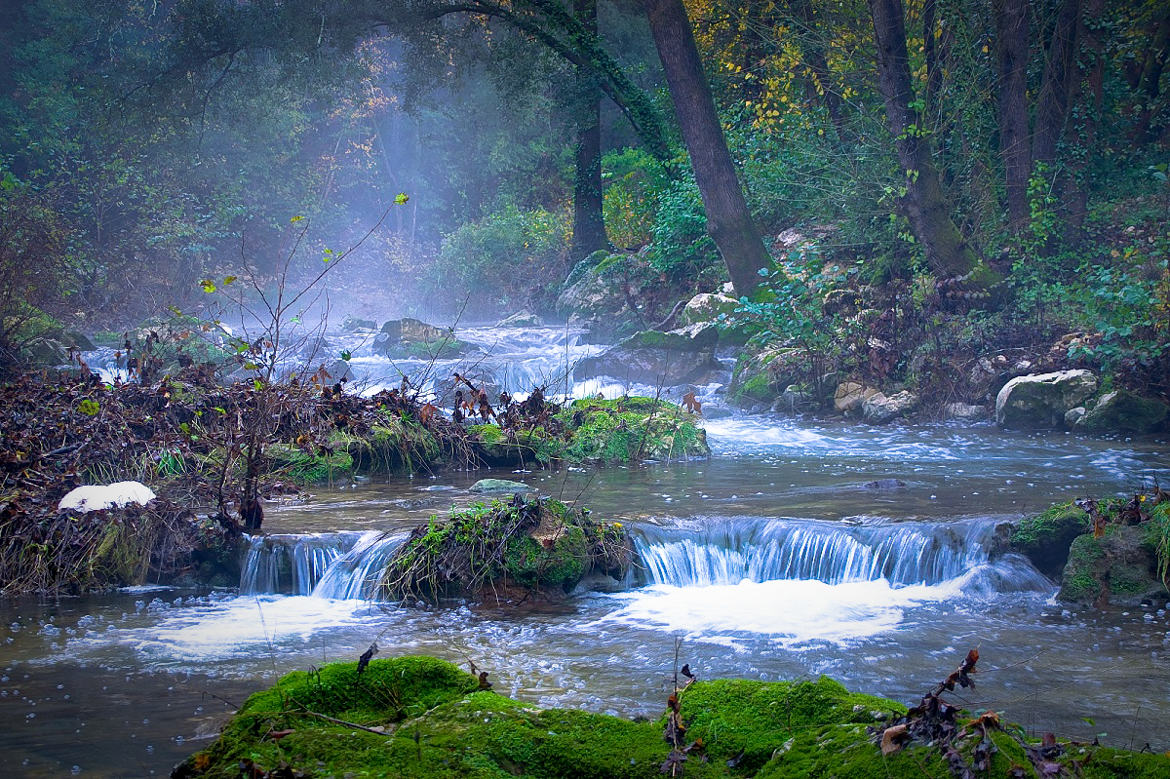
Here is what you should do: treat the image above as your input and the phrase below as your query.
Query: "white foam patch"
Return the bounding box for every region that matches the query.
[700,418,831,452]
[70,595,379,661]
[600,578,953,648]
[58,481,157,513]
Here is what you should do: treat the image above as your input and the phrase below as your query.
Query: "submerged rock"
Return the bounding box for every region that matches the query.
[995,369,1098,429]
[468,478,532,494]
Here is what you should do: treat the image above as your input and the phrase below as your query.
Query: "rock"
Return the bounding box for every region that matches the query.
[1059,524,1168,606]
[679,292,738,326]
[341,315,376,331]
[995,369,1098,429]
[862,390,919,425]
[59,481,157,513]
[1065,406,1087,427]
[23,336,68,366]
[729,348,812,406]
[469,478,532,494]
[833,381,879,416]
[373,318,471,359]
[943,402,986,421]
[494,311,544,328]
[773,385,815,413]
[1076,390,1169,434]
[575,327,720,386]
[324,359,353,383]
[863,479,907,490]
[63,330,97,351]
[556,251,652,338]
[1008,502,1090,579]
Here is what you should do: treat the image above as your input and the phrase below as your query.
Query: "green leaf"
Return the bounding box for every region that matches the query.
[253,379,263,390]
[78,398,100,417]
[394,192,409,205]
[223,275,237,285]
[200,279,216,293]
[290,215,304,223]
[340,350,352,361]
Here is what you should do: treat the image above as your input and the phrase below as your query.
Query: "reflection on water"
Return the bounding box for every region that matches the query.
[5,325,1170,775]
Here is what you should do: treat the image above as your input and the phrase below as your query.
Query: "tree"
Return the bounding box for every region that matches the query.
[867,0,981,279]
[570,0,609,259]
[994,0,1031,230]
[643,0,771,295]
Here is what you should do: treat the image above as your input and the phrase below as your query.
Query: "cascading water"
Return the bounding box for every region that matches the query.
[237,531,405,599]
[632,516,1048,590]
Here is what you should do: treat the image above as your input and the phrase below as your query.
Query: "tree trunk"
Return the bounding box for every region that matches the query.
[993,0,1031,230]
[642,0,771,296]
[867,0,980,279]
[1066,0,1106,236]
[1133,9,1170,141]
[1032,0,1082,168]
[571,0,608,260]
[792,0,846,143]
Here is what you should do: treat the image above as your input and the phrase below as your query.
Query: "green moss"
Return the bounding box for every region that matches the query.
[1009,501,1090,578]
[556,396,708,463]
[619,327,717,350]
[176,658,1170,779]
[469,423,560,465]
[1060,533,1107,601]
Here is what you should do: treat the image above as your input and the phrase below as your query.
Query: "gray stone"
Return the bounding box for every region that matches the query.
[494,311,544,328]
[1077,390,1169,433]
[469,479,532,494]
[943,402,987,421]
[995,370,1098,429]
[341,315,376,331]
[834,381,879,416]
[862,390,919,424]
[576,327,721,386]
[679,292,738,326]
[1065,406,1087,427]
[23,337,68,366]
[63,330,96,351]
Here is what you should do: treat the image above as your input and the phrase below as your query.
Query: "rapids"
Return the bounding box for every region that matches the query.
[3,323,1169,776]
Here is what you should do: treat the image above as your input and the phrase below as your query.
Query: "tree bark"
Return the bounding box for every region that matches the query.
[642,0,771,296]
[570,0,608,260]
[1032,0,1082,168]
[1066,0,1106,235]
[993,0,1031,230]
[867,0,980,278]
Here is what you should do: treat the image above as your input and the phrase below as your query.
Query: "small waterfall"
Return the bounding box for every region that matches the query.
[238,531,403,598]
[633,517,1047,590]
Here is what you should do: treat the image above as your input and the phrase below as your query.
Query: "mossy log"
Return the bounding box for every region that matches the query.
[173,656,1170,778]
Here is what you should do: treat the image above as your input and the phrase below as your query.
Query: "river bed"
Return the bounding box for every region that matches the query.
[3,325,1169,776]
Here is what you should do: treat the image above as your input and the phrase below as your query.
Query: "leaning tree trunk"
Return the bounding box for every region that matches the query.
[868,0,980,279]
[643,0,771,296]
[993,0,1031,230]
[570,0,608,260]
[1032,0,1082,169]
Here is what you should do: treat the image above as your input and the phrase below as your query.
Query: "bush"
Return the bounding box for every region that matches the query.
[601,148,666,250]
[432,205,569,316]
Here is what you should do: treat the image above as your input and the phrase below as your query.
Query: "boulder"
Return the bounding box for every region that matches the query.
[23,336,68,366]
[556,252,650,338]
[833,381,879,416]
[943,402,986,421]
[341,315,376,331]
[1059,524,1168,606]
[373,318,471,359]
[679,292,738,326]
[63,330,97,351]
[729,348,811,406]
[575,326,720,386]
[1076,390,1169,434]
[862,390,919,425]
[469,478,532,494]
[494,311,544,328]
[995,370,1098,429]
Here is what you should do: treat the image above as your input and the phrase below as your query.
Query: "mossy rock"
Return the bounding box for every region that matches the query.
[380,498,632,603]
[468,423,560,466]
[1078,389,1170,434]
[1009,502,1090,579]
[1059,523,1167,606]
[556,397,708,463]
[175,658,1170,779]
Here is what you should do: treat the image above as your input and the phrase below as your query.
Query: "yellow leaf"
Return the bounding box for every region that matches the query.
[290,215,304,223]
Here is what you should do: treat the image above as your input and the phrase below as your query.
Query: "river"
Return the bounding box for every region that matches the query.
[2,324,1169,777]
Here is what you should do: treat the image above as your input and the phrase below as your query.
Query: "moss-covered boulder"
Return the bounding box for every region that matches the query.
[467,423,560,466]
[556,396,708,462]
[175,657,1170,779]
[995,370,1098,429]
[1009,502,1090,579]
[1077,389,1170,434]
[380,498,632,603]
[1059,514,1170,606]
[728,347,819,407]
[556,250,655,339]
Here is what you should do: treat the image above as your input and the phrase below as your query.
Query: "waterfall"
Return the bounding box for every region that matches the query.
[238,531,404,599]
[632,517,1048,590]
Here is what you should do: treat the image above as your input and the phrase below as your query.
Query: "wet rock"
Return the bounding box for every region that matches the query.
[1065,406,1087,427]
[862,390,918,424]
[730,348,811,406]
[773,385,816,413]
[494,311,544,328]
[1076,390,1169,434]
[372,318,471,359]
[863,479,907,490]
[833,381,879,416]
[943,402,986,421]
[575,326,720,386]
[63,330,96,351]
[469,478,532,494]
[995,369,1098,429]
[1008,502,1090,579]
[556,251,652,338]
[1059,525,1168,607]
[341,315,376,331]
[23,337,68,366]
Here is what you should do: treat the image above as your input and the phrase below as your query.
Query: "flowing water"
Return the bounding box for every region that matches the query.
[4,324,1170,777]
